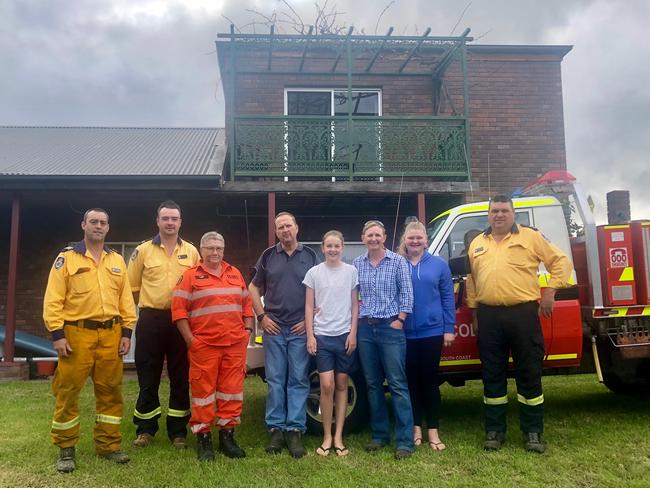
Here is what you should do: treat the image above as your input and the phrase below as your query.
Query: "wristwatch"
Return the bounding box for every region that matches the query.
[257,313,266,322]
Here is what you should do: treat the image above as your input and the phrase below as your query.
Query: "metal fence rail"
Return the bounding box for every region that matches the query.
[233,115,469,179]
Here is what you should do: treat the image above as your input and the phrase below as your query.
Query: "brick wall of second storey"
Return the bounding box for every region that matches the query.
[467,53,567,199]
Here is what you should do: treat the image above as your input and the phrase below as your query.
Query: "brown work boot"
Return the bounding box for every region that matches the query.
[171,437,187,450]
[100,451,130,464]
[523,432,546,453]
[484,431,506,451]
[132,432,154,448]
[56,447,76,473]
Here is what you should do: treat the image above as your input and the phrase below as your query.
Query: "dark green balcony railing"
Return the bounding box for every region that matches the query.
[232,115,469,179]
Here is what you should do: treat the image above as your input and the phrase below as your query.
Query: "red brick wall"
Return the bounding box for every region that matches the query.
[467,52,567,199]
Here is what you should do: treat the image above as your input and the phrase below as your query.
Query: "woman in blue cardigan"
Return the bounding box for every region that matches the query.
[398,221,456,451]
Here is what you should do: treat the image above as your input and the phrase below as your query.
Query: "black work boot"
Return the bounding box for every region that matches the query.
[484,431,506,451]
[56,447,76,473]
[196,432,215,462]
[284,430,306,459]
[265,428,284,454]
[523,432,545,453]
[219,428,246,458]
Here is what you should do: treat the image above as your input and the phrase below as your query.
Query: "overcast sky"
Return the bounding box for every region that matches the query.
[2,0,649,222]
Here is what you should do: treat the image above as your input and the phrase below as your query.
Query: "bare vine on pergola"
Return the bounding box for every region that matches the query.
[223,0,395,35]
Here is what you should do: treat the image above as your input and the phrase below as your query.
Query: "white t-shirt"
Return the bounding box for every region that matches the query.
[302,262,359,337]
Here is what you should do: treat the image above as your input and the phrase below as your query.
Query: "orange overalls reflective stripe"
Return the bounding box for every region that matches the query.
[188,338,247,433]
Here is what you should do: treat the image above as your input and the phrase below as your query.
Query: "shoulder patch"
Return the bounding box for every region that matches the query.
[130,249,138,261]
[474,247,484,254]
[54,256,65,270]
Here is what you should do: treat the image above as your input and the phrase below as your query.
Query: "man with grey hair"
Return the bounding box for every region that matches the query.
[172,231,254,461]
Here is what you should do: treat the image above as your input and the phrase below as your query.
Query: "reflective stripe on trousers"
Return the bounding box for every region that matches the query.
[188,338,247,433]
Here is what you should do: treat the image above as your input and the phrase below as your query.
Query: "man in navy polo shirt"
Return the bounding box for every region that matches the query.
[249,212,319,459]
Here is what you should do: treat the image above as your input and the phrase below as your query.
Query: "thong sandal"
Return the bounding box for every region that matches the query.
[316,445,331,457]
[429,441,446,451]
[414,437,423,447]
[334,446,349,457]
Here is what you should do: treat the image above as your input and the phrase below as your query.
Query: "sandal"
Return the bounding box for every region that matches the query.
[316,445,331,456]
[334,446,349,457]
[429,441,446,451]
[414,437,422,447]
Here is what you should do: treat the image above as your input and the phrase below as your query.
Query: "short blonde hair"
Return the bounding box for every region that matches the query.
[361,220,386,236]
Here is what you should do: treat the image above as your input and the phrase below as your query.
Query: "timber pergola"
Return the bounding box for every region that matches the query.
[216,26,473,183]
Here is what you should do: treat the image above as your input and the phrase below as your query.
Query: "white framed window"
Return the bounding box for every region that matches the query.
[283,89,382,181]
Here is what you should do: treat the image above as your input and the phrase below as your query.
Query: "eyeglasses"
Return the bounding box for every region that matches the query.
[201,246,225,253]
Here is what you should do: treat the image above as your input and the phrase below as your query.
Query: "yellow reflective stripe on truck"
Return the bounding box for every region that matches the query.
[618,267,634,281]
[440,354,576,367]
[431,198,558,223]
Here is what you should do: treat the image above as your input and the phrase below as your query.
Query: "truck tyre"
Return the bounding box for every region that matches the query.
[597,337,650,395]
[305,367,369,434]
[602,371,646,395]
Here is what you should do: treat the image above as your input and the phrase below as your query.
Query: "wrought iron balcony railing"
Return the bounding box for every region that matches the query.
[232,115,469,180]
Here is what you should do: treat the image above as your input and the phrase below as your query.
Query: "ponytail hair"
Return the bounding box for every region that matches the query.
[322,230,344,245]
[398,220,428,257]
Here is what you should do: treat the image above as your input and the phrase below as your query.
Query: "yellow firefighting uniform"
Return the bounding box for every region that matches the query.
[43,241,137,454]
[466,224,572,433]
[127,235,199,438]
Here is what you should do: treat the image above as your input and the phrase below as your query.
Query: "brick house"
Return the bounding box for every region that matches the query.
[0,28,571,359]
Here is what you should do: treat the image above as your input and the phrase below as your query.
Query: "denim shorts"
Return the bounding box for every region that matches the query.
[315,333,357,374]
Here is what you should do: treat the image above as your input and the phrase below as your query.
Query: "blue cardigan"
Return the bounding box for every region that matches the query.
[404,252,456,339]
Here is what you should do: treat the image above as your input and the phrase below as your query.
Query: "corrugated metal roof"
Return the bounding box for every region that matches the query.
[0,126,225,176]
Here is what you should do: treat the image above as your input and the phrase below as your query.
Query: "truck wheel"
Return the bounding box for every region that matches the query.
[602,372,647,395]
[596,337,650,395]
[305,368,369,435]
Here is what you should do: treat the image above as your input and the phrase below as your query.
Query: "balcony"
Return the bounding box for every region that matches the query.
[231,116,469,180]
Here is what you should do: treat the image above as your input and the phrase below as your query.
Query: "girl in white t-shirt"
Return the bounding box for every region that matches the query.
[303,230,359,457]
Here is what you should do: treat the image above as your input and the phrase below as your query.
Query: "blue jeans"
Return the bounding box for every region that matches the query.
[358,321,414,451]
[263,325,310,432]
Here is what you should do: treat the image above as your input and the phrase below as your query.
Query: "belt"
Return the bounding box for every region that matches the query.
[362,315,398,325]
[478,301,537,309]
[64,317,121,330]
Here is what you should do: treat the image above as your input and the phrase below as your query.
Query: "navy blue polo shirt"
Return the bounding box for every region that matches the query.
[252,242,319,326]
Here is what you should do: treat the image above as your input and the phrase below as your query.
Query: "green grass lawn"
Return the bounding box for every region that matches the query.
[0,374,648,487]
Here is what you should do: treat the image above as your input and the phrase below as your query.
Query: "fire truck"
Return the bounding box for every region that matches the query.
[246,170,650,433]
